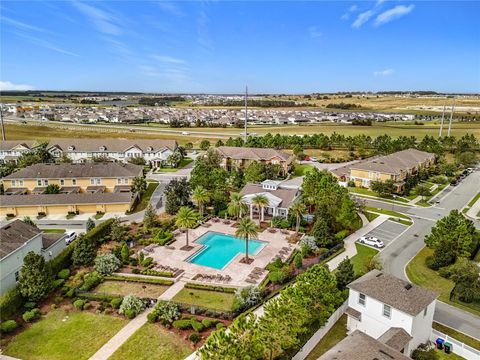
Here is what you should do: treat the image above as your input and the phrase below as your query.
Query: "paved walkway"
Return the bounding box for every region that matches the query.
[89,281,185,360]
[466,195,480,220]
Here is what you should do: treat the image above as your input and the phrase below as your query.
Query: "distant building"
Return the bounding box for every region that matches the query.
[215,146,293,175]
[0,220,67,295]
[0,140,38,164]
[345,270,437,356]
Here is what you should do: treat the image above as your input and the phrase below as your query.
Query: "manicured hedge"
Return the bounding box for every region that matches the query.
[185,283,237,293]
[76,292,119,302]
[105,275,174,286]
[86,218,114,245]
[0,319,18,333]
[139,269,174,278]
[46,244,74,275]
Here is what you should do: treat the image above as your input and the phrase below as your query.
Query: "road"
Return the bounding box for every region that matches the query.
[365,170,480,339]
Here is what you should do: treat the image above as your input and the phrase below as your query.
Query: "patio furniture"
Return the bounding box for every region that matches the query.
[246,278,257,284]
[212,218,220,223]
[268,228,277,233]
[280,229,289,235]
[224,275,232,283]
[249,273,260,280]
[165,245,175,250]
[222,220,231,225]
[252,268,264,275]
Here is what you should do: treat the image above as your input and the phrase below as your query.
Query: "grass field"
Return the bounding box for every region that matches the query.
[305,315,347,360]
[350,243,379,277]
[172,288,235,311]
[109,323,192,360]
[3,309,127,360]
[130,181,158,213]
[406,247,480,317]
[93,280,169,298]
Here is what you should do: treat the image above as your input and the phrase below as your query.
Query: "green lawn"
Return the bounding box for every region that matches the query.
[467,192,480,207]
[348,188,409,203]
[109,323,192,360]
[130,181,159,213]
[293,163,315,177]
[42,229,65,233]
[435,349,465,360]
[155,158,193,173]
[365,206,411,220]
[172,288,235,311]
[433,322,480,350]
[94,280,169,298]
[305,315,347,360]
[389,218,413,226]
[364,211,379,222]
[3,309,127,360]
[350,244,379,277]
[406,247,480,317]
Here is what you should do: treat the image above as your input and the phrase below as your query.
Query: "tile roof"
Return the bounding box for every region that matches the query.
[348,270,437,316]
[216,146,292,162]
[0,220,41,258]
[240,183,299,209]
[47,138,177,152]
[3,162,143,180]
[318,330,411,360]
[0,192,133,207]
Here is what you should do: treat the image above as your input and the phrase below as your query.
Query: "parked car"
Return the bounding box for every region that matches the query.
[182,131,190,135]
[450,179,458,186]
[65,231,77,245]
[467,168,474,174]
[359,236,384,248]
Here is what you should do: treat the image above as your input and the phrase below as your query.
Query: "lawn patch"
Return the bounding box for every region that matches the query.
[305,315,347,360]
[364,211,379,222]
[42,229,65,233]
[93,280,169,298]
[293,164,315,177]
[350,243,379,277]
[433,322,480,350]
[131,181,159,213]
[172,288,235,311]
[3,309,127,360]
[365,206,411,220]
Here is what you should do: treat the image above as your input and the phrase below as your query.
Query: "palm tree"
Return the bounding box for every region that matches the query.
[251,194,269,224]
[131,176,147,195]
[175,206,199,249]
[289,201,306,233]
[235,217,259,263]
[192,186,210,217]
[227,192,248,219]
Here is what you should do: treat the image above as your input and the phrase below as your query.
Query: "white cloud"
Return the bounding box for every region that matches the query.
[15,33,79,57]
[349,5,358,12]
[374,5,415,26]
[0,81,34,91]
[308,26,323,39]
[373,69,394,77]
[0,16,47,33]
[72,1,121,35]
[152,55,186,64]
[352,10,374,28]
[341,5,358,20]
[157,1,184,17]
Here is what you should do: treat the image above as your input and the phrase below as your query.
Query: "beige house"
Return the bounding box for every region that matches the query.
[332,149,435,191]
[215,146,293,175]
[2,162,143,195]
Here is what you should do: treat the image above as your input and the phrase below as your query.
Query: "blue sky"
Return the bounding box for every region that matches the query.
[1,1,479,93]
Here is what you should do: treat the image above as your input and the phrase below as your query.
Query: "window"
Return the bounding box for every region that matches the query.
[60,179,65,186]
[358,293,366,306]
[44,179,49,186]
[37,179,42,186]
[383,304,391,318]
[72,178,77,185]
[90,178,101,185]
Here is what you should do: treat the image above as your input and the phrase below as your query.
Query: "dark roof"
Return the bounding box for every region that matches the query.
[0,193,133,207]
[0,220,41,258]
[345,306,361,321]
[42,233,65,250]
[48,138,177,152]
[4,162,143,180]
[0,140,37,151]
[318,330,410,360]
[348,270,437,316]
[216,146,292,162]
[378,328,412,352]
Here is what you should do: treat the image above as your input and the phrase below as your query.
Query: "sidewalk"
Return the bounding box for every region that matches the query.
[466,196,480,220]
[89,281,185,360]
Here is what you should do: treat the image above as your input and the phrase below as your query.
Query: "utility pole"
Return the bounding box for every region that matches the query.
[438,104,446,138]
[244,85,248,143]
[0,104,5,141]
[447,100,455,137]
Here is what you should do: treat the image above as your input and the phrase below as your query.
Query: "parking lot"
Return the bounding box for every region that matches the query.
[356,220,409,249]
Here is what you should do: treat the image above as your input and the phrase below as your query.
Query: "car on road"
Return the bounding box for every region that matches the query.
[450,179,459,186]
[65,231,77,245]
[181,131,190,135]
[359,236,384,248]
[467,168,474,174]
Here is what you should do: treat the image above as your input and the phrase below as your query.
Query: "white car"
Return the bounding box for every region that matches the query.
[359,236,384,248]
[65,231,77,245]
[181,131,190,135]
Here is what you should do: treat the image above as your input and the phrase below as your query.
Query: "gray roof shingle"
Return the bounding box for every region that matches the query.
[48,138,177,153]
[216,146,292,162]
[0,192,133,207]
[0,220,41,259]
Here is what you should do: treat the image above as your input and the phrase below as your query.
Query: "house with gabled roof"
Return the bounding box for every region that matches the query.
[0,140,39,164]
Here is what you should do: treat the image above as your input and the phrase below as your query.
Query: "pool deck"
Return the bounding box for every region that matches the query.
[147,220,297,287]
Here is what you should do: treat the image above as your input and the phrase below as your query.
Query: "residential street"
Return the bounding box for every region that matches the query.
[364,170,480,339]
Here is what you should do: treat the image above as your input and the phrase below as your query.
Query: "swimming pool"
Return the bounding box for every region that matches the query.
[188,232,266,270]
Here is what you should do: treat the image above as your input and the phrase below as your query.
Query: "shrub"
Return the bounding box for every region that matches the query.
[66,289,75,298]
[411,348,438,360]
[83,302,92,310]
[141,257,154,267]
[185,283,236,293]
[51,304,57,310]
[73,299,86,310]
[232,286,262,313]
[47,245,74,275]
[215,322,224,330]
[191,319,204,332]
[80,271,104,291]
[151,300,180,325]
[140,269,174,277]
[173,319,192,330]
[24,301,37,310]
[299,235,319,255]
[268,270,286,284]
[201,319,211,328]
[22,308,41,322]
[294,253,303,269]
[1,320,18,333]
[54,296,64,304]
[104,275,173,286]
[57,268,71,280]
[189,332,200,344]
[132,268,141,274]
[119,295,145,318]
[53,279,65,289]
[147,312,157,323]
[110,297,123,309]
[438,265,454,279]
[94,253,121,276]
[425,255,442,271]
[0,287,25,319]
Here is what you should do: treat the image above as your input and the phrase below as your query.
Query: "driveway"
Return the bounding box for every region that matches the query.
[357,220,409,250]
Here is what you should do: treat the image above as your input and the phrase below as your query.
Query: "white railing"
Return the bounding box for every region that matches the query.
[292,300,348,360]
[431,329,480,360]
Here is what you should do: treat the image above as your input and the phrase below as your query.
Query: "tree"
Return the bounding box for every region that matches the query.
[415,184,432,200]
[119,295,146,318]
[164,178,192,215]
[199,139,211,151]
[424,210,478,268]
[455,151,478,168]
[192,186,210,217]
[370,180,395,197]
[227,192,248,219]
[18,251,53,302]
[336,198,359,231]
[175,206,200,249]
[94,253,121,275]
[235,217,259,263]
[167,150,183,168]
[128,156,146,166]
[110,217,126,242]
[450,258,480,303]
[72,234,97,266]
[143,203,157,229]
[251,194,269,224]
[22,216,35,227]
[44,184,60,194]
[121,243,130,263]
[86,218,95,232]
[311,216,334,248]
[244,161,265,183]
[336,257,355,290]
[131,176,147,195]
[289,201,306,233]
